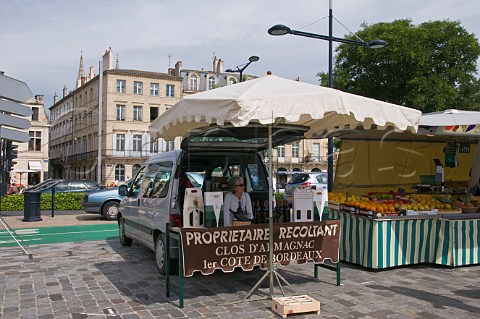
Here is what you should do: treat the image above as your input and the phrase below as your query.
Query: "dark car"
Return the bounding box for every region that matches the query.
[284,172,328,203]
[82,180,133,220]
[23,179,61,192]
[34,179,101,194]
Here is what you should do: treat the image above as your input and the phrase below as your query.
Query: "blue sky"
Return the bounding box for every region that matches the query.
[1,0,478,107]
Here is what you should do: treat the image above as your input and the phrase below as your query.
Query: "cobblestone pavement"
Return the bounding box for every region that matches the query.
[0,239,479,319]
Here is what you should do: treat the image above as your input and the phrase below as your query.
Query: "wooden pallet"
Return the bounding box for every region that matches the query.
[272,295,320,318]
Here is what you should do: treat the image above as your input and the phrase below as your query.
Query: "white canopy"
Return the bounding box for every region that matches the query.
[419,109,480,192]
[419,109,480,126]
[150,75,421,141]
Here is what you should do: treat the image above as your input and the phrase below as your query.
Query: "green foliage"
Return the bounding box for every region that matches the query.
[326,19,480,112]
[275,192,285,201]
[333,138,342,151]
[0,192,85,211]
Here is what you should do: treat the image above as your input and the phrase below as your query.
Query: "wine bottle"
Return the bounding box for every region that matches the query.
[262,200,269,223]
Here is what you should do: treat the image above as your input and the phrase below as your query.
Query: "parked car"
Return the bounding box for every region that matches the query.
[22,179,61,192]
[34,179,101,194]
[83,180,133,220]
[284,172,328,204]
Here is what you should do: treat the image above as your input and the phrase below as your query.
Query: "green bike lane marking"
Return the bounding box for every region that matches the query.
[0,224,119,247]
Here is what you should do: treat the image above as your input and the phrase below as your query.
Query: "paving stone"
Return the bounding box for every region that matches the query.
[1,240,480,318]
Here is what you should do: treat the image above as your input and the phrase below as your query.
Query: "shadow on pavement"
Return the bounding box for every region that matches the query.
[101,239,333,307]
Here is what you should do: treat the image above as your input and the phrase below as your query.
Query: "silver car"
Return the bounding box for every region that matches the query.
[284,172,328,203]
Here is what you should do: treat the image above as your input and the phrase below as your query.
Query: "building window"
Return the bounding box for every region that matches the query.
[117,80,126,93]
[116,105,125,121]
[277,145,285,157]
[28,131,42,151]
[134,81,143,95]
[150,107,159,122]
[189,75,197,91]
[292,142,299,158]
[150,83,159,96]
[132,164,141,177]
[150,140,158,153]
[133,105,143,121]
[166,84,175,97]
[31,107,39,121]
[133,134,142,151]
[115,164,125,182]
[166,140,174,151]
[208,76,215,90]
[313,143,320,159]
[116,134,125,151]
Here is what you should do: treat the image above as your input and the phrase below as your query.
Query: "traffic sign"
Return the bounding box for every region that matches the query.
[0,98,33,117]
[0,127,30,143]
[0,73,33,103]
[0,113,31,129]
[0,73,33,142]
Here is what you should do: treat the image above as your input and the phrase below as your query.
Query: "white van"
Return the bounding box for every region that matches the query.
[117,124,306,274]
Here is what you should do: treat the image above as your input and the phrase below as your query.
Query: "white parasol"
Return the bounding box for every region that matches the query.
[150,75,420,141]
[149,74,422,297]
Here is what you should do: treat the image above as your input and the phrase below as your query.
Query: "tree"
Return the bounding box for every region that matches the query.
[318,19,480,112]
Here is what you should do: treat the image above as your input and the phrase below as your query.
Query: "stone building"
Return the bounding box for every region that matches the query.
[10,95,50,190]
[49,48,182,186]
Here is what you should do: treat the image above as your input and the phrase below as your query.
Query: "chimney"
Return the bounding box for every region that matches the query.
[63,85,67,97]
[213,56,218,72]
[35,95,44,105]
[102,47,114,71]
[88,66,95,81]
[175,61,182,77]
[217,59,224,73]
[81,76,86,85]
[53,93,58,104]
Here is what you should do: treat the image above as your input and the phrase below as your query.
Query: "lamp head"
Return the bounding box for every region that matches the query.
[368,39,388,49]
[268,24,292,36]
[248,56,260,62]
[225,69,235,73]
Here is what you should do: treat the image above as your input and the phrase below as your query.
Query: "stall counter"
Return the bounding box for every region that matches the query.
[326,209,480,268]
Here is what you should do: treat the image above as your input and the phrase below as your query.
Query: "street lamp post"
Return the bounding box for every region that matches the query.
[268,2,386,192]
[225,55,260,83]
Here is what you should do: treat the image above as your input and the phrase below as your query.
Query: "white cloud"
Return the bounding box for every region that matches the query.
[1,0,479,107]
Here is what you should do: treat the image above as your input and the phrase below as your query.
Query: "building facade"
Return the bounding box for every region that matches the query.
[49,48,182,186]
[10,95,50,190]
[49,50,331,188]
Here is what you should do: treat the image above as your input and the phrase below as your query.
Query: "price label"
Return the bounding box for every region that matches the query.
[459,143,470,153]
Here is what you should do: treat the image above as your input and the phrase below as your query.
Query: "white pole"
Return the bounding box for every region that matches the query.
[97,61,103,185]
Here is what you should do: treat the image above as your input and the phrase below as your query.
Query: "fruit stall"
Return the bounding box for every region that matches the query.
[324,111,480,269]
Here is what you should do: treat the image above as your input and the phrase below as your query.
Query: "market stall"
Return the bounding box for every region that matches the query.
[327,109,480,269]
[148,75,422,303]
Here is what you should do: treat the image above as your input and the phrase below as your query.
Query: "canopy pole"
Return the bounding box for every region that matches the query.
[268,123,274,297]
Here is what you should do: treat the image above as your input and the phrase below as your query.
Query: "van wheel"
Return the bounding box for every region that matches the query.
[155,235,178,275]
[119,217,132,246]
[102,201,119,221]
